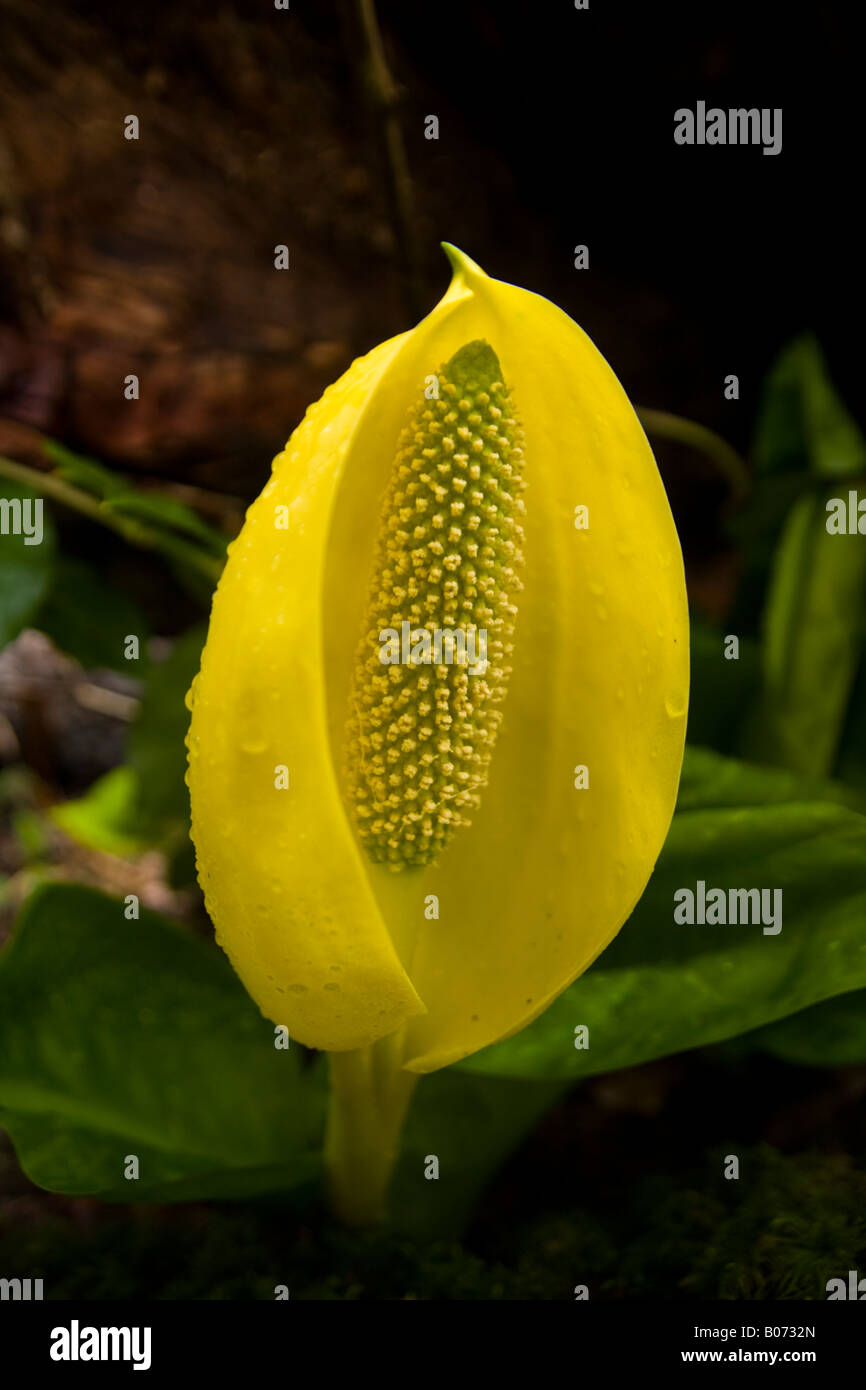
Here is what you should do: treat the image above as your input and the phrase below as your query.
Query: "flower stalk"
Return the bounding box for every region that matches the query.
[324,1032,418,1225]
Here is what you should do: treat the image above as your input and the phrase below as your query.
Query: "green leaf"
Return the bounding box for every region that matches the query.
[0,884,325,1201]
[128,625,205,830]
[0,481,56,649]
[34,554,149,672]
[728,336,821,638]
[678,745,865,815]
[750,990,866,1068]
[749,491,866,775]
[42,439,128,500]
[11,807,50,864]
[51,767,151,858]
[753,335,866,481]
[743,338,866,776]
[458,797,866,1080]
[729,335,866,649]
[101,492,227,558]
[0,884,570,1228]
[41,438,227,577]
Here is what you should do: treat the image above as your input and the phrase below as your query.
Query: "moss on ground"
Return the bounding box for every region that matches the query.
[1,1144,864,1300]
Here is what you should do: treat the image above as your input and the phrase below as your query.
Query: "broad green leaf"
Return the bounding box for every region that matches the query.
[34,554,149,672]
[457,799,866,1080]
[750,491,866,775]
[752,335,866,481]
[0,884,325,1201]
[0,883,569,1228]
[744,337,866,776]
[51,767,150,858]
[729,335,865,656]
[678,745,865,815]
[749,990,866,1068]
[727,336,822,641]
[0,481,56,649]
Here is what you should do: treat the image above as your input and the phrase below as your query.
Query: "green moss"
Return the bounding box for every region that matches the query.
[685,1146,866,1299]
[1,1145,863,1299]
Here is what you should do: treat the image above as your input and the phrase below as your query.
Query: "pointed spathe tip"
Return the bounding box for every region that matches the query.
[441,243,487,287]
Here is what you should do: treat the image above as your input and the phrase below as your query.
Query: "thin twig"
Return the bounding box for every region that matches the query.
[125,475,246,533]
[0,454,224,582]
[354,0,426,319]
[637,407,752,503]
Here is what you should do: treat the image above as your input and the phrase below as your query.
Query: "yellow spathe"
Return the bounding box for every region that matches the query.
[186,245,689,1071]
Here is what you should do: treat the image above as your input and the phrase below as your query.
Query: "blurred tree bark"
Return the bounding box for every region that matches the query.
[0,0,426,492]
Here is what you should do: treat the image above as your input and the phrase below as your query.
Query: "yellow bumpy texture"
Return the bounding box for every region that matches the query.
[346,340,526,869]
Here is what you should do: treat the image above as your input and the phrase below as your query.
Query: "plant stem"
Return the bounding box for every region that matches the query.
[325,1030,418,1226]
[0,453,224,582]
[636,407,752,503]
[354,0,425,320]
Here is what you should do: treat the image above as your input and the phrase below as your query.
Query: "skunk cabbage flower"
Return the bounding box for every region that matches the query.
[186,246,688,1214]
